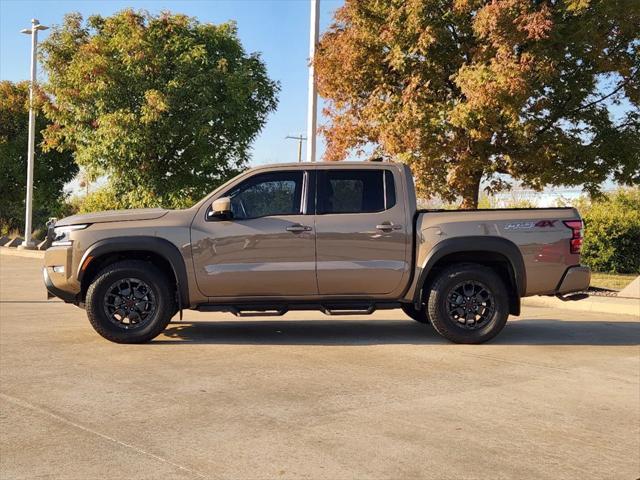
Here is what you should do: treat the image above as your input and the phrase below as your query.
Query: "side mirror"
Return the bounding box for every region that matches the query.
[209,197,232,219]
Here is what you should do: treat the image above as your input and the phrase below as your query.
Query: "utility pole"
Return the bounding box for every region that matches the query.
[285,135,307,162]
[19,19,48,250]
[306,0,319,162]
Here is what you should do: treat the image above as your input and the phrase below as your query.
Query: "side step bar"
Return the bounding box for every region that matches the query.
[229,307,288,317]
[196,301,401,316]
[321,305,376,316]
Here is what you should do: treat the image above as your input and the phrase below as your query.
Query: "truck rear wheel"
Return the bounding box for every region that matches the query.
[427,263,509,344]
[401,304,429,324]
[86,260,176,343]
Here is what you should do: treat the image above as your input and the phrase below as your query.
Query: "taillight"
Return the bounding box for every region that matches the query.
[563,220,583,254]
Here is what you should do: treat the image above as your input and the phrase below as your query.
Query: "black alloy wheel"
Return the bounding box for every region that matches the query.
[445,280,495,330]
[103,278,157,330]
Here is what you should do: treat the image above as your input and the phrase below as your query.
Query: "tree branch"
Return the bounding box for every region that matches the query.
[534,71,636,137]
[567,75,632,115]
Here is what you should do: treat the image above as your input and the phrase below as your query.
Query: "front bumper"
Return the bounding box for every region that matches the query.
[43,246,81,304]
[557,265,591,295]
[43,267,78,303]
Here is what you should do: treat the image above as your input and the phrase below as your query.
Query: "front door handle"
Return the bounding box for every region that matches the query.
[376,222,402,232]
[286,224,313,233]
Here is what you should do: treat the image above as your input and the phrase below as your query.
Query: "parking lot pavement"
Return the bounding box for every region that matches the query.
[1,254,639,480]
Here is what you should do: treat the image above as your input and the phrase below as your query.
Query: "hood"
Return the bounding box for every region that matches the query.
[55,208,169,226]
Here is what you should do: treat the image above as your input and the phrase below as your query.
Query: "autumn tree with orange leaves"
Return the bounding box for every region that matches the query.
[315,0,640,208]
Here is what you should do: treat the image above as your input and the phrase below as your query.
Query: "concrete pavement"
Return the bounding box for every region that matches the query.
[1,254,639,479]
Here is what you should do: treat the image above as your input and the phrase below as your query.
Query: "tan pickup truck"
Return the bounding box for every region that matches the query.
[44,162,590,344]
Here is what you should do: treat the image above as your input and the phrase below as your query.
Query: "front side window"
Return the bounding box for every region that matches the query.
[227,171,303,220]
[317,169,396,214]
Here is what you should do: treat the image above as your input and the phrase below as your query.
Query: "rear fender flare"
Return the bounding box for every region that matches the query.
[413,236,526,307]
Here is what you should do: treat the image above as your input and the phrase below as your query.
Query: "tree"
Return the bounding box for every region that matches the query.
[0,81,77,234]
[315,0,640,208]
[580,188,640,273]
[40,10,279,209]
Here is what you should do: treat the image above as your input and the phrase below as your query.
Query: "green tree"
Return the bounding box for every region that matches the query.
[580,188,640,274]
[0,81,77,234]
[315,0,640,208]
[41,10,279,209]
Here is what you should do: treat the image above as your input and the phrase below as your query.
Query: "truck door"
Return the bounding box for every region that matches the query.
[314,168,410,295]
[190,170,317,298]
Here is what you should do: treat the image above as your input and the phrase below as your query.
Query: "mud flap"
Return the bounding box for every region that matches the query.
[176,285,183,321]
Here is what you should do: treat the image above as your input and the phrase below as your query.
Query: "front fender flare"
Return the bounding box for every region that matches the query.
[77,236,189,308]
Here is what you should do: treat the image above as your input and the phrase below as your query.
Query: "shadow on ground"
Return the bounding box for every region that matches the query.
[157,318,640,346]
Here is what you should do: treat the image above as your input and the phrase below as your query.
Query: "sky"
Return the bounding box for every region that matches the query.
[0,0,628,205]
[0,0,343,166]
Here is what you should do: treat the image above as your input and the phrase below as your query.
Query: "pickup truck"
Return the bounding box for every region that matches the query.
[44,162,591,344]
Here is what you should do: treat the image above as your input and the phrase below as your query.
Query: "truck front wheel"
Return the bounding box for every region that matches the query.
[427,264,509,344]
[86,260,176,343]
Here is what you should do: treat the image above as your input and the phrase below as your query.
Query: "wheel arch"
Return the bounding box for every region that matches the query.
[77,237,189,308]
[414,236,525,316]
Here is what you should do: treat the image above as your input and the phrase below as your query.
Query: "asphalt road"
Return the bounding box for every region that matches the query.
[1,254,639,479]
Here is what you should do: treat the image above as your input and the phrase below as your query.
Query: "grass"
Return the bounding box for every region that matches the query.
[590,272,638,291]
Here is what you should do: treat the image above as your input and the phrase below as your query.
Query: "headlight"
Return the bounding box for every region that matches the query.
[51,224,89,246]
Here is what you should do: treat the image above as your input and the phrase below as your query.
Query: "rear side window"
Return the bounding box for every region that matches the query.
[317,169,396,214]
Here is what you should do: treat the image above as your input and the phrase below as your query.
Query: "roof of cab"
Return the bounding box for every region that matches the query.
[249,161,403,170]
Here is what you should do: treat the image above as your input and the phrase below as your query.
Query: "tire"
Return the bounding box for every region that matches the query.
[427,263,509,344]
[401,304,429,324]
[86,260,176,343]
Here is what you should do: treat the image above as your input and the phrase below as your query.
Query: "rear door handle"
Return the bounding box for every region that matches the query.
[376,222,402,232]
[286,224,312,233]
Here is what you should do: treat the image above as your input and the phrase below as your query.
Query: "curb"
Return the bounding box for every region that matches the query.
[523,295,639,317]
[0,247,45,259]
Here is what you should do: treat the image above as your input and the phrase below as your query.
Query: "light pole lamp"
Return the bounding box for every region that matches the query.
[18,19,48,250]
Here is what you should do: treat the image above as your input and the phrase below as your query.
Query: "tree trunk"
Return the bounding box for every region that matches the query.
[459,171,482,209]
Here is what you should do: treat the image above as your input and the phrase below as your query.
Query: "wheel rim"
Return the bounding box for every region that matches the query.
[103,278,156,330]
[445,280,495,330]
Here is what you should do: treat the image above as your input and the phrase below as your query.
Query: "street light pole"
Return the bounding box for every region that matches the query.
[19,19,48,250]
[306,0,319,163]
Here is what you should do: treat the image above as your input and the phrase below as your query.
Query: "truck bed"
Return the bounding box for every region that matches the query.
[414,207,582,297]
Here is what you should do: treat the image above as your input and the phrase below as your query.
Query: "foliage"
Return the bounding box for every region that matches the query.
[0,81,77,234]
[64,184,186,214]
[40,10,279,209]
[580,188,640,274]
[315,0,640,207]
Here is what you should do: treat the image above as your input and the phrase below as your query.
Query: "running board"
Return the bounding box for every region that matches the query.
[321,305,376,316]
[196,301,400,316]
[229,307,287,317]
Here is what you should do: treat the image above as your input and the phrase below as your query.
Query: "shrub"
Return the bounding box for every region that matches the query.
[580,189,640,274]
[65,185,199,215]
